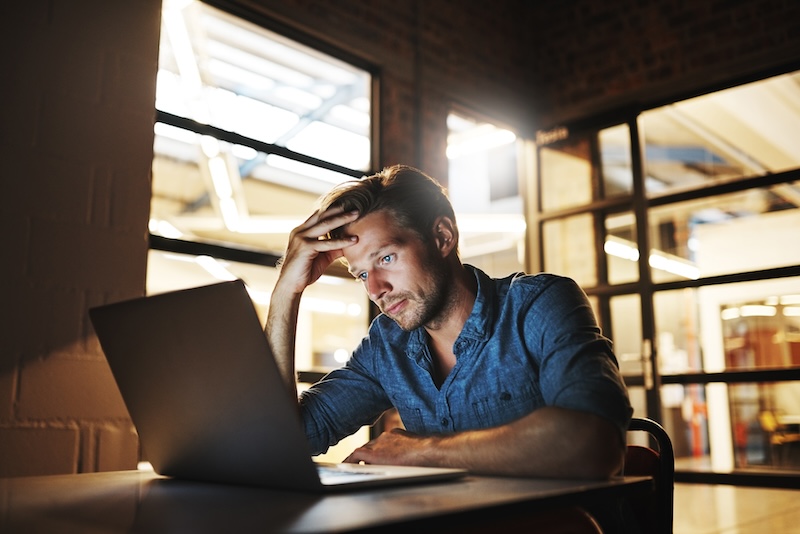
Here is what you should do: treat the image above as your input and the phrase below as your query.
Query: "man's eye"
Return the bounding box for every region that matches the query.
[380,254,394,265]
[357,272,367,281]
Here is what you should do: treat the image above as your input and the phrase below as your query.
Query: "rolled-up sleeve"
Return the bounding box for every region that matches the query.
[525,277,633,439]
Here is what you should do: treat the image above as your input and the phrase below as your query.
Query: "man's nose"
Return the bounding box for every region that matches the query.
[366,272,390,301]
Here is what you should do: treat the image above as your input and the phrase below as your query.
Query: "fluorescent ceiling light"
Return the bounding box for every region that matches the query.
[206,40,315,87]
[208,156,232,198]
[603,237,700,280]
[285,121,370,170]
[648,253,700,280]
[207,58,275,91]
[740,305,777,317]
[195,255,237,281]
[162,6,202,91]
[720,308,740,320]
[148,219,184,239]
[265,154,357,185]
[154,122,198,144]
[604,237,641,261]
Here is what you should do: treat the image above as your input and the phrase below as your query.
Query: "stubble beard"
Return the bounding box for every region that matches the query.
[388,255,452,332]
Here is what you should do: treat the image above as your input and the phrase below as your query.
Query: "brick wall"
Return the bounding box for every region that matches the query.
[1,0,799,477]
[0,0,161,476]
[244,0,535,180]
[525,0,800,125]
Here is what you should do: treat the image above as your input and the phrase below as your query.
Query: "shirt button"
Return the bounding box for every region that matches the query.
[440,418,448,427]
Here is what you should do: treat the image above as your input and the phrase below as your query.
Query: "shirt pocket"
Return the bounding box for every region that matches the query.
[395,405,425,434]
[472,384,543,428]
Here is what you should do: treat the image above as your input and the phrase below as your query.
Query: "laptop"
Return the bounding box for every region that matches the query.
[89,279,466,492]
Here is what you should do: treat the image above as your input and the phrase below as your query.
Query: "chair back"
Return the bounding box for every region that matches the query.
[625,417,674,534]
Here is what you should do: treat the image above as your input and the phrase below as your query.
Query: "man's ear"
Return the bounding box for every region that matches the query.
[432,216,458,257]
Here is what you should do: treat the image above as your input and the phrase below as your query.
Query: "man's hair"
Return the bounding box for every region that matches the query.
[319,165,456,243]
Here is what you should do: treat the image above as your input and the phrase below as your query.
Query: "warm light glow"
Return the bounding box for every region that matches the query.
[333,348,350,363]
[447,125,516,159]
[457,214,526,234]
[739,305,777,317]
[137,461,155,471]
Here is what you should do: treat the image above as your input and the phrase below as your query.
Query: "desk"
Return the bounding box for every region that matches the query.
[1,470,651,533]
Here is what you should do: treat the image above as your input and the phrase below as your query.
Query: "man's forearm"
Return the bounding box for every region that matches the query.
[265,286,303,396]
[433,407,624,478]
[346,407,625,479]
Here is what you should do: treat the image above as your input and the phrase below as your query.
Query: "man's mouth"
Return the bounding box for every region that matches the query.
[382,299,407,316]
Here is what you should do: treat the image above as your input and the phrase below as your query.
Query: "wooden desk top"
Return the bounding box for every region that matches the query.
[1,469,651,533]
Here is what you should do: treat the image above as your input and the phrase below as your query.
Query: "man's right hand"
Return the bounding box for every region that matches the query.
[275,206,360,296]
[266,206,360,393]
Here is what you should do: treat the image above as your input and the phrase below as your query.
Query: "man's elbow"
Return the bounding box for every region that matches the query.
[582,440,626,479]
[565,415,627,479]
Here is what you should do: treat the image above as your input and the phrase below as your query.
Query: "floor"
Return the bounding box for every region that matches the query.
[673,483,800,533]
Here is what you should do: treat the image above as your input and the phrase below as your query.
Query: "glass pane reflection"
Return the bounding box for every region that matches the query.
[605,211,639,285]
[610,293,642,377]
[539,137,593,212]
[447,113,525,278]
[640,70,800,197]
[648,181,800,283]
[654,277,800,373]
[543,214,597,287]
[599,124,633,198]
[151,124,357,254]
[729,381,800,469]
[157,1,371,171]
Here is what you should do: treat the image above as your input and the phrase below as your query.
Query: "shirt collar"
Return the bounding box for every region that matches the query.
[406,264,495,351]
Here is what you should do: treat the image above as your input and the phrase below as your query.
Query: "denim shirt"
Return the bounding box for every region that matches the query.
[299,266,632,456]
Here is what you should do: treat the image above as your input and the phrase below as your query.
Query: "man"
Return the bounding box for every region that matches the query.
[266,164,632,479]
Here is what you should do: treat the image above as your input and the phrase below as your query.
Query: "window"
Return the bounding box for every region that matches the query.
[151,0,372,255]
[535,68,800,481]
[149,0,376,462]
[641,72,800,197]
[447,112,526,277]
[150,0,375,372]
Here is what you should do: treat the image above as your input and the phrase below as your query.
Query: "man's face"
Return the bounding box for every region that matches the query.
[341,210,449,331]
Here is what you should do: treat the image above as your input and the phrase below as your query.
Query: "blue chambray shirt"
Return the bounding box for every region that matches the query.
[299,265,632,455]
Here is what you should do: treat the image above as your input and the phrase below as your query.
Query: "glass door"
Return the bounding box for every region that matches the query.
[535,68,800,482]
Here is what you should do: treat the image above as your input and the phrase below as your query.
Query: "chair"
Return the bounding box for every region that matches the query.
[624,417,675,534]
[759,411,800,466]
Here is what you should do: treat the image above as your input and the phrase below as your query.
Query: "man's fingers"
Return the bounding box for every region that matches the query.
[296,207,359,240]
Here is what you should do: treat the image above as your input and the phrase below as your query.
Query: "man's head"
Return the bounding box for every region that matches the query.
[319,165,457,247]
[319,165,460,331]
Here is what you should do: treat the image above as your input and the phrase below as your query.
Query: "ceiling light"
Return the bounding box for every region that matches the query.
[195,255,237,281]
